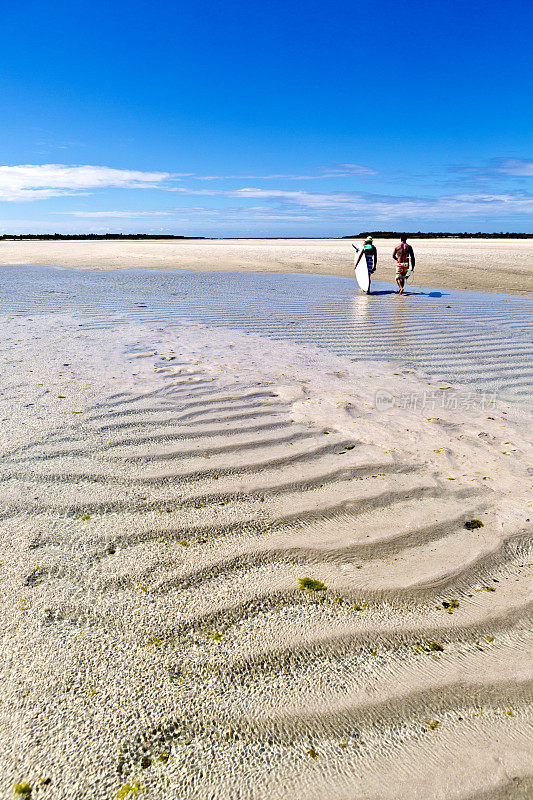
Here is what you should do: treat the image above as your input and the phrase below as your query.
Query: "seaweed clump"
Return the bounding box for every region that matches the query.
[441,598,459,612]
[26,567,45,587]
[299,577,327,592]
[116,781,144,798]
[14,784,32,797]
[464,519,484,530]
[416,641,444,653]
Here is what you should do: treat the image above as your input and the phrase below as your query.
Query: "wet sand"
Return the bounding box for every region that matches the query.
[2,237,533,295]
[0,268,531,799]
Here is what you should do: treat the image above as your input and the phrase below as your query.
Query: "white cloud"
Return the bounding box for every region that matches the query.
[0,161,378,202]
[196,173,322,180]
[167,186,533,219]
[56,210,173,218]
[321,163,378,176]
[54,190,533,231]
[5,160,531,231]
[194,164,377,180]
[495,158,533,177]
[0,164,172,201]
[451,158,533,181]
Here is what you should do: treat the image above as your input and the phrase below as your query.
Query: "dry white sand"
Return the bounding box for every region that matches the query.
[0,309,531,799]
[2,237,533,295]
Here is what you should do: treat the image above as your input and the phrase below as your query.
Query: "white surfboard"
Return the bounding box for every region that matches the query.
[353,245,370,293]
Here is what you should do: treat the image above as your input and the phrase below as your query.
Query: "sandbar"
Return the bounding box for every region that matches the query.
[2,237,532,295]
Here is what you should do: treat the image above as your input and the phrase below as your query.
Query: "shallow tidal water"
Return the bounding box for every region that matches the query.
[2,265,532,405]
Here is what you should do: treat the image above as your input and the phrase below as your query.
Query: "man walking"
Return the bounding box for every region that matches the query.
[354,236,378,293]
[393,235,415,294]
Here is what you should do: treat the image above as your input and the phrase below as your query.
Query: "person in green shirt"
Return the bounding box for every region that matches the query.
[354,236,378,290]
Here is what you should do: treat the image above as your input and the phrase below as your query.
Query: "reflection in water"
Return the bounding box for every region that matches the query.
[350,293,410,356]
[391,296,410,353]
[350,293,373,328]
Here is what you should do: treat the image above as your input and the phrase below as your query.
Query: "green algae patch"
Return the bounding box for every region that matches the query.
[210,631,222,641]
[14,784,32,796]
[307,746,318,758]
[464,519,484,530]
[116,781,144,798]
[299,577,327,592]
[442,598,459,610]
[428,720,440,730]
[505,709,514,717]
[157,752,170,764]
[26,566,45,587]
[416,641,444,653]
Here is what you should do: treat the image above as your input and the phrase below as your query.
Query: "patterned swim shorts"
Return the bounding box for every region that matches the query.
[396,261,409,278]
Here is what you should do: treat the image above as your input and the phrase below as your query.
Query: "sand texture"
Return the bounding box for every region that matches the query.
[0,306,531,799]
[2,237,533,295]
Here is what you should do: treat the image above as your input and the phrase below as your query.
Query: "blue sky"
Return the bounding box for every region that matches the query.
[1,0,532,235]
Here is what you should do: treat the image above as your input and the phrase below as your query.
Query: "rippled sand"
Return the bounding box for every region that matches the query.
[2,237,533,295]
[2,265,532,406]
[0,292,531,798]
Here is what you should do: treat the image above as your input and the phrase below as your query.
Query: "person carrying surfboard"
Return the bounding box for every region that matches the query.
[393,235,415,294]
[354,236,377,292]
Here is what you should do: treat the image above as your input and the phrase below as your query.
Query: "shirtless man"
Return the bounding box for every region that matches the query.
[393,235,415,294]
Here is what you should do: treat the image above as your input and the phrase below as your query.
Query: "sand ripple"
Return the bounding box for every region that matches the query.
[0,309,531,799]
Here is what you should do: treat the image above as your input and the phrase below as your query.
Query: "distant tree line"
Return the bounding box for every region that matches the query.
[2,232,531,241]
[343,231,533,239]
[0,233,206,241]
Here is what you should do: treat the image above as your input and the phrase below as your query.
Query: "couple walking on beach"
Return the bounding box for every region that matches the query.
[355,234,416,294]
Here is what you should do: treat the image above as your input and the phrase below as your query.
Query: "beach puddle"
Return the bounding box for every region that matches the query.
[1,265,532,404]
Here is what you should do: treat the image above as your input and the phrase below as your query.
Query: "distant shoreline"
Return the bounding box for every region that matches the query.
[1,232,533,241]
